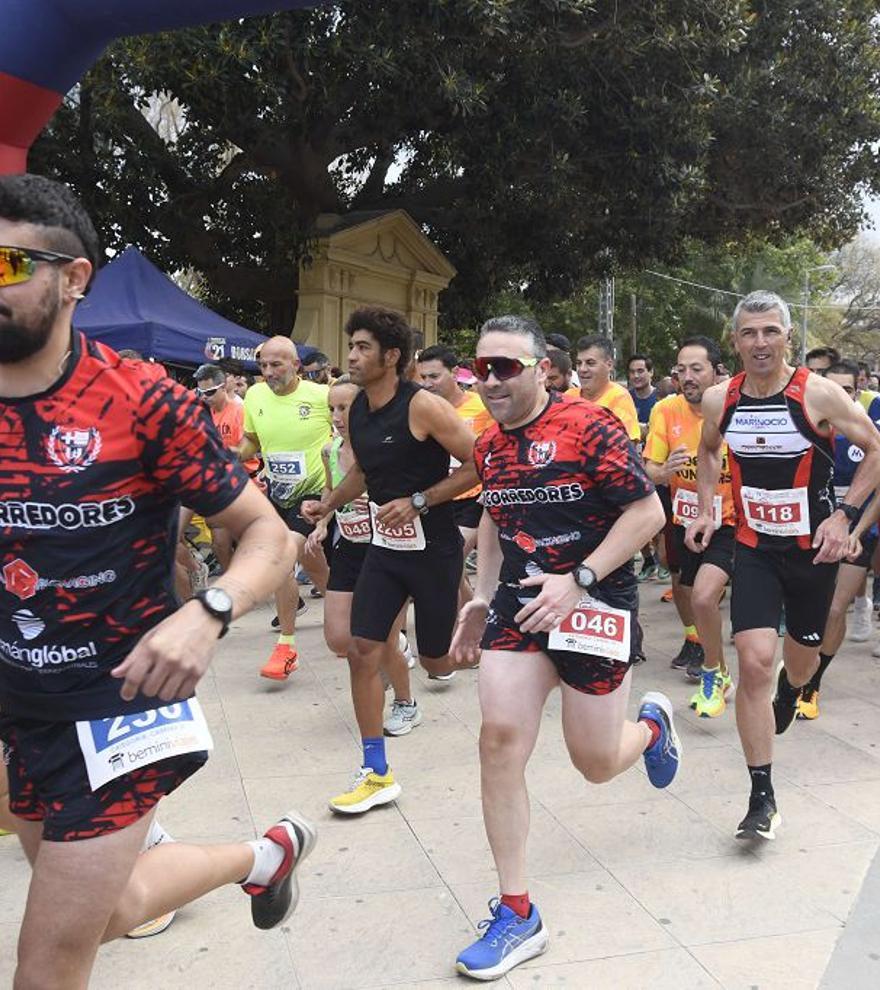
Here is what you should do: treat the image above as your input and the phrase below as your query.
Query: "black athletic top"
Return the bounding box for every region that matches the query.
[349,378,457,545]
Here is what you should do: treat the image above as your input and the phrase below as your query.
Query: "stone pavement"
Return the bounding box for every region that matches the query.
[3,583,880,989]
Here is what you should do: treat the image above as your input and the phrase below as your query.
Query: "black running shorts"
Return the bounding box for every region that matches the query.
[731,543,838,646]
[350,537,463,658]
[0,715,207,842]
[452,495,483,531]
[671,523,735,588]
[481,584,631,695]
[271,493,322,538]
[851,531,879,571]
[327,536,368,593]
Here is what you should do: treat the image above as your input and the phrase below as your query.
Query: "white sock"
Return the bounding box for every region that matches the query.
[242,835,286,887]
[855,595,871,612]
[143,819,173,852]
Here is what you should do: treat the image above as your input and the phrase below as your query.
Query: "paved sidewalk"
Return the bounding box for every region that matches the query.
[3,584,879,988]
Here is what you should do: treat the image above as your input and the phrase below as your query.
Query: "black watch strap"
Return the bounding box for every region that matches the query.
[194,588,232,639]
[838,502,859,524]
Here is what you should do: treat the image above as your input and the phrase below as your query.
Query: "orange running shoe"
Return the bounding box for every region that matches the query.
[260,644,299,680]
[660,589,673,603]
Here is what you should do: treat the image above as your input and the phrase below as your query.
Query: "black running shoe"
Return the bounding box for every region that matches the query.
[685,642,705,682]
[245,810,318,930]
[735,793,780,841]
[772,665,799,735]
[670,640,691,671]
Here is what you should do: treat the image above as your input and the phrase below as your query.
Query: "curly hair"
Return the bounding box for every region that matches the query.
[344,306,413,375]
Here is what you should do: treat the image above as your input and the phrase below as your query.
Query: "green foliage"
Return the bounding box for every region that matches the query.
[30,1,880,335]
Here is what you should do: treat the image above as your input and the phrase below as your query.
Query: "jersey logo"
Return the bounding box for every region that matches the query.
[513,531,537,554]
[671,425,683,438]
[46,426,102,473]
[12,608,45,640]
[2,559,38,600]
[848,444,865,463]
[382,435,394,444]
[527,440,557,467]
[298,404,311,419]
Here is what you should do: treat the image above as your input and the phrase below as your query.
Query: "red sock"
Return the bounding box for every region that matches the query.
[641,717,661,750]
[501,892,530,918]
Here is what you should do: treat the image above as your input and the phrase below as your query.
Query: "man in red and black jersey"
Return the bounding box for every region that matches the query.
[449,315,678,982]
[689,290,880,842]
[0,175,316,987]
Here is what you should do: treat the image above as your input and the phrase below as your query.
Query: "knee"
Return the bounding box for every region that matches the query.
[325,631,349,657]
[348,637,382,670]
[738,654,774,692]
[827,598,847,624]
[690,586,714,615]
[480,722,527,767]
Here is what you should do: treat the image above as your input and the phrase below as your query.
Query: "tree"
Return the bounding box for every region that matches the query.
[30,1,880,333]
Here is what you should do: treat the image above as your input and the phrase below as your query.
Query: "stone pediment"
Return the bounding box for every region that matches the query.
[313,210,456,284]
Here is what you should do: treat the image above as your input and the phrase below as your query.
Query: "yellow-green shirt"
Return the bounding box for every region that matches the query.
[243,380,332,505]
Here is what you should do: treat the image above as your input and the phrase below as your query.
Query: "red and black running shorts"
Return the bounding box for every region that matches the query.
[481,584,631,695]
[0,715,207,842]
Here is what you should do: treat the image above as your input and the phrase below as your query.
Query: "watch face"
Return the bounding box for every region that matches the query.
[412,493,427,508]
[205,588,232,611]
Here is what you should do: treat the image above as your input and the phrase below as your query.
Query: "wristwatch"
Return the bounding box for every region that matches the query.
[194,587,233,638]
[837,502,859,524]
[410,491,429,516]
[573,564,597,591]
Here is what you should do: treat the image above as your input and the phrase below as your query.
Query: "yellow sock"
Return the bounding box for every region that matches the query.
[684,624,699,642]
[277,633,295,646]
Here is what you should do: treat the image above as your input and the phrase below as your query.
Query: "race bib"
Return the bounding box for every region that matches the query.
[76,699,213,791]
[672,488,722,529]
[369,501,426,551]
[547,596,631,663]
[741,485,810,537]
[266,451,307,502]
[336,498,372,543]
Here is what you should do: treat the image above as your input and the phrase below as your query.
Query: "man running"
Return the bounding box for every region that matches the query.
[627,353,658,440]
[576,335,641,442]
[645,336,736,715]
[794,359,880,718]
[302,306,479,814]
[688,290,880,840]
[238,336,332,679]
[450,315,679,981]
[0,174,315,989]
[417,345,492,604]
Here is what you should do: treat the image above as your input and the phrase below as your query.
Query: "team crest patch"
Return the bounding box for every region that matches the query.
[46,426,102,473]
[298,404,311,419]
[527,440,556,467]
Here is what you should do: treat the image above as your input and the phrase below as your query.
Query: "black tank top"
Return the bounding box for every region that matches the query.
[719,367,835,550]
[349,378,457,544]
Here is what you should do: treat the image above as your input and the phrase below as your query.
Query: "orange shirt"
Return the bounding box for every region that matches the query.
[588,381,641,442]
[212,401,259,474]
[644,394,735,527]
[453,391,493,500]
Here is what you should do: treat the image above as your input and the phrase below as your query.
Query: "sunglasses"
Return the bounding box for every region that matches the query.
[196,384,224,396]
[473,356,540,382]
[0,246,76,287]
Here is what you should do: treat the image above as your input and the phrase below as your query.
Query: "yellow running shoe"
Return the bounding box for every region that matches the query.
[689,667,727,718]
[126,911,176,939]
[797,686,820,720]
[329,767,401,815]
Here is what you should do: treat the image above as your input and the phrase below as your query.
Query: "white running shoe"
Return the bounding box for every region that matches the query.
[384,698,422,736]
[849,603,873,643]
[398,632,417,669]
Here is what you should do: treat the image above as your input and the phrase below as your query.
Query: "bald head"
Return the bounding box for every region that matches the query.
[259,335,299,394]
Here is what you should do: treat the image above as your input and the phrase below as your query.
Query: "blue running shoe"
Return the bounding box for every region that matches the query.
[639,691,682,789]
[456,898,549,980]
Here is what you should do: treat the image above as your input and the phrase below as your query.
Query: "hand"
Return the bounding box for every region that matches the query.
[684,515,715,552]
[450,599,490,665]
[812,511,850,564]
[515,572,583,634]
[664,444,691,479]
[845,532,863,562]
[111,600,222,702]
[375,497,418,528]
[300,498,328,525]
[306,520,328,556]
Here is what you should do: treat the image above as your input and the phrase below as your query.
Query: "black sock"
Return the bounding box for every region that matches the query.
[748,764,773,800]
[808,653,834,692]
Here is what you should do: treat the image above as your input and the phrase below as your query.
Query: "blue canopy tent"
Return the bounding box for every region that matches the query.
[73,247,314,369]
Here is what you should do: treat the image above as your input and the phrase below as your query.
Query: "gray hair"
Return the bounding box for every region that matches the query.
[732,290,791,331]
[478,315,547,357]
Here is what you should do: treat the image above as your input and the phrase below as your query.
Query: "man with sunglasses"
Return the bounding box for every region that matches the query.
[450,315,679,981]
[238,335,332,680]
[0,174,316,989]
[301,350,331,384]
[302,306,479,815]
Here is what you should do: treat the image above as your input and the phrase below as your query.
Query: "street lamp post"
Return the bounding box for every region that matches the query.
[801,264,836,365]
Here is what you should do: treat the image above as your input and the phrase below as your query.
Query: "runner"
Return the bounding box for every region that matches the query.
[645,336,736,716]
[795,359,880,719]
[302,306,479,814]
[804,346,840,376]
[575,335,641,442]
[417,345,493,605]
[0,174,315,988]
[627,353,658,440]
[545,348,573,393]
[688,290,880,840]
[450,314,679,981]
[238,336,332,679]
[306,377,419,736]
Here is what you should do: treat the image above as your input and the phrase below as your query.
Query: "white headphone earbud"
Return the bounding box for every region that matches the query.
[72,292,85,300]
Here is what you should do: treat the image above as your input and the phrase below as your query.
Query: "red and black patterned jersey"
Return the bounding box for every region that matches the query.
[0,332,249,721]
[475,392,654,608]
